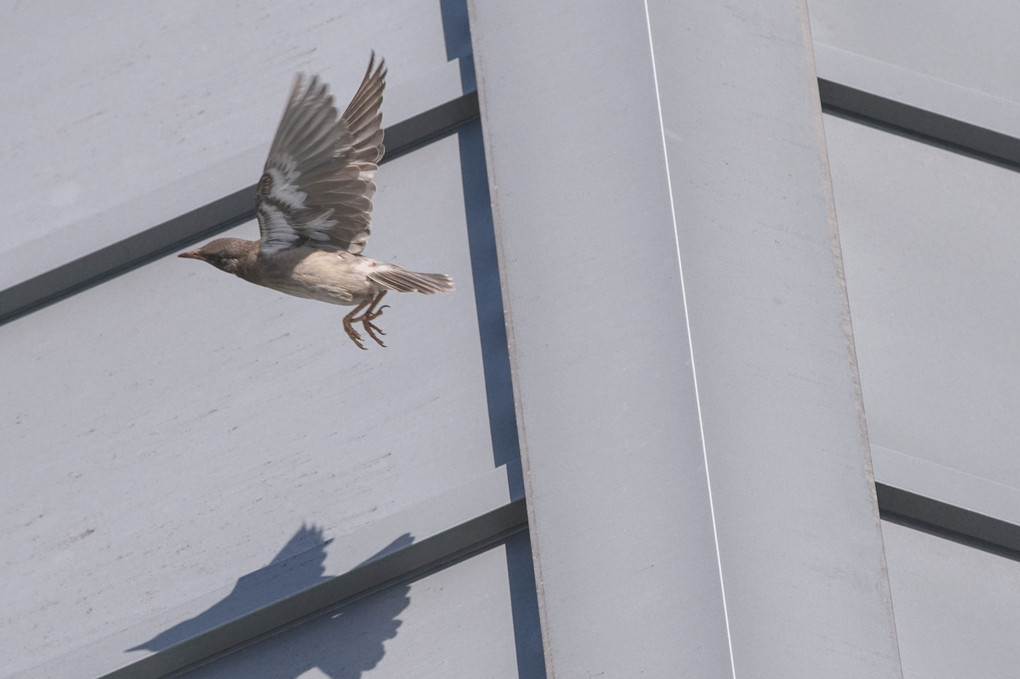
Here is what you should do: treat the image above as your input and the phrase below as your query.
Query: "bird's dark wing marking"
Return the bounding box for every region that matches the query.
[256,55,386,255]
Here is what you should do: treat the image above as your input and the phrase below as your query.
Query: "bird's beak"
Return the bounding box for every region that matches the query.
[178,250,202,260]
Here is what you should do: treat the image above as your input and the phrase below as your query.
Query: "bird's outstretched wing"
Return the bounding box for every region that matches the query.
[256,54,386,255]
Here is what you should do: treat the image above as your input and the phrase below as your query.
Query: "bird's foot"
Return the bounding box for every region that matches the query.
[361,319,386,347]
[361,304,389,345]
[350,303,389,347]
[365,304,389,321]
[349,311,386,347]
[342,294,388,349]
[343,319,368,350]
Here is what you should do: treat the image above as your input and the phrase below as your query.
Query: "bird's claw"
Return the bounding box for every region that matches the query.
[356,301,387,346]
[345,307,387,348]
[342,293,389,349]
[344,321,368,350]
[352,311,386,347]
[361,319,386,347]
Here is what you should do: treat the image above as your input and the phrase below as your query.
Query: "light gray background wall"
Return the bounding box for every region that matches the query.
[0,0,464,288]
[811,0,1020,676]
[824,112,1020,679]
[3,0,1019,677]
[2,136,490,674]
[825,115,1020,489]
[2,1,538,677]
[470,1,899,677]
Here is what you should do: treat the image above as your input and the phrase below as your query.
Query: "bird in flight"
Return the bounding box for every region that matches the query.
[179,54,454,349]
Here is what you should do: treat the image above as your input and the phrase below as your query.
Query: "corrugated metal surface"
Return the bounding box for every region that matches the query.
[4,0,1018,676]
[0,127,499,679]
[826,114,1020,490]
[0,0,463,289]
[180,536,531,679]
[883,521,1020,679]
[470,1,900,676]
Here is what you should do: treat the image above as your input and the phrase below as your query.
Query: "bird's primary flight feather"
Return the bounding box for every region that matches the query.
[179,54,453,349]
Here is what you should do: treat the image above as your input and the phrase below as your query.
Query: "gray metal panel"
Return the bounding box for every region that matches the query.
[882,521,1020,679]
[874,445,1020,550]
[0,136,492,676]
[812,43,1020,144]
[471,1,900,677]
[808,0,1020,107]
[824,114,1020,491]
[809,12,1020,176]
[10,463,526,678]
[180,538,526,679]
[646,2,901,676]
[0,0,463,289]
[0,93,481,327]
[468,3,731,678]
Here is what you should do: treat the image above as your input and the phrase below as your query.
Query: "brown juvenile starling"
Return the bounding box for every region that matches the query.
[179,54,454,349]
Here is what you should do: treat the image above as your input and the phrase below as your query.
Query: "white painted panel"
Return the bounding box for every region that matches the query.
[0,0,464,288]
[811,43,1020,143]
[809,0,1020,106]
[825,114,1020,490]
[180,541,522,679]
[883,522,1020,679]
[8,466,523,678]
[470,0,899,676]
[469,2,733,676]
[0,135,492,675]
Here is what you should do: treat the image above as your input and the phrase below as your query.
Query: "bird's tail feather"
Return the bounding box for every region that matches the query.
[369,266,454,294]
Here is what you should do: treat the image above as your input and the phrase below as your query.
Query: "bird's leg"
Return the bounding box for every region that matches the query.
[342,299,372,350]
[363,290,389,320]
[351,291,388,347]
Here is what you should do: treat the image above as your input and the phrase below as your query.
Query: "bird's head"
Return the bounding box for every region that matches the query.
[178,238,255,276]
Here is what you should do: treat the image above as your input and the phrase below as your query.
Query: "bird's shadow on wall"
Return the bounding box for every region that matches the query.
[128,525,412,679]
[127,3,543,676]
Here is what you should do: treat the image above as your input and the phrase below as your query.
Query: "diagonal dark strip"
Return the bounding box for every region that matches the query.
[103,496,525,679]
[818,79,1020,172]
[819,78,1020,559]
[877,483,1020,562]
[0,91,479,327]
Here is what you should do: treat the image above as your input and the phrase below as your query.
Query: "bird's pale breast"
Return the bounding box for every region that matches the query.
[253,249,380,306]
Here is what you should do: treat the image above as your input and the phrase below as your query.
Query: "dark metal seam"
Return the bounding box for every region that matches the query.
[877,483,1020,561]
[0,92,480,327]
[104,495,525,679]
[818,79,1020,172]
[817,78,1020,559]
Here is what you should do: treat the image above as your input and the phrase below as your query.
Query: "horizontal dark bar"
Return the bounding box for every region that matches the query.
[385,90,479,161]
[0,91,480,328]
[818,78,1020,172]
[877,483,1020,561]
[104,495,525,679]
[820,80,1020,556]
